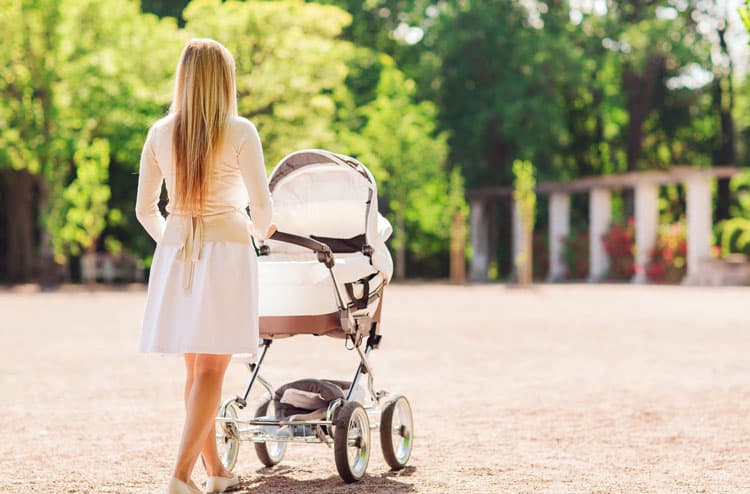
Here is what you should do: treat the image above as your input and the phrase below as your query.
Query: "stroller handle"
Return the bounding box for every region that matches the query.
[260,231,335,268]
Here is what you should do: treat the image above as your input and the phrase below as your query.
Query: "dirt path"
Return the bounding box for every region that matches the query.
[1,284,748,493]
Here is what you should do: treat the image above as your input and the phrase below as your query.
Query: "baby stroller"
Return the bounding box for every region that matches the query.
[214,149,414,483]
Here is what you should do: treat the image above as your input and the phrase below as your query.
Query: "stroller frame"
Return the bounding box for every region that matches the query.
[213,231,413,483]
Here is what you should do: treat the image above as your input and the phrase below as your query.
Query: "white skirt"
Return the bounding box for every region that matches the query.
[137,240,259,357]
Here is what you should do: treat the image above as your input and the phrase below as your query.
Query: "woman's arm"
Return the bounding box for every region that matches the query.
[135,126,166,242]
[237,120,274,240]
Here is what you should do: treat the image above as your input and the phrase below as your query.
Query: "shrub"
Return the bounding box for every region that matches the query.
[601,219,635,280]
[714,169,750,259]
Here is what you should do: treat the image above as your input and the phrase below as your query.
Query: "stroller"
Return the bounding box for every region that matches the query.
[214,149,414,483]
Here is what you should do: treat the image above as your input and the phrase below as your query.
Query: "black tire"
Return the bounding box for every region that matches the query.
[380,395,413,470]
[254,397,287,467]
[334,401,371,483]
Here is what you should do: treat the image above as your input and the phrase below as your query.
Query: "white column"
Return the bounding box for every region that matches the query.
[547,193,570,281]
[588,188,611,282]
[469,199,490,281]
[684,176,713,284]
[632,183,659,283]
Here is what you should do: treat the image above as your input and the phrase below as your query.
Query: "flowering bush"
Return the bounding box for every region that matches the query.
[646,223,687,283]
[601,219,635,280]
[562,229,589,279]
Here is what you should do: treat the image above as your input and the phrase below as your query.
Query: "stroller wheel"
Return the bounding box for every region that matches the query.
[254,397,287,467]
[334,401,371,483]
[380,395,413,470]
[216,399,241,472]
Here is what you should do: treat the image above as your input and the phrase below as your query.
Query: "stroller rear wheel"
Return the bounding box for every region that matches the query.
[380,395,413,470]
[334,401,371,482]
[254,396,287,467]
[215,399,241,472]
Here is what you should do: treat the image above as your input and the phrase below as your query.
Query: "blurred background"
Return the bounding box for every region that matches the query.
[2,0,750,286]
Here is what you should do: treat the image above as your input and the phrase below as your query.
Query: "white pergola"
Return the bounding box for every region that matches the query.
[468,166,740,284]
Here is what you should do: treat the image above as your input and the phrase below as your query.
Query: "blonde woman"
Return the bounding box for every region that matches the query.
[135,39,275,494]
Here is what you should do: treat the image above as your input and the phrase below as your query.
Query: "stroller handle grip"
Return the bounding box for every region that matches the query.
[268,231,331,253]
[261,231,335,268]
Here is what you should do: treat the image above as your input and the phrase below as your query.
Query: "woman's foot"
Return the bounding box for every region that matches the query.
[205,472,240,493]
[167,476,204,494]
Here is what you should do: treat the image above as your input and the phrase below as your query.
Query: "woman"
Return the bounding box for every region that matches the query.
[135,38,275,494]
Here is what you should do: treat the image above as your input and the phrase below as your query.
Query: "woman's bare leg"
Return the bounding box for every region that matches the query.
[183,354,234,478]
[173,353,232,483]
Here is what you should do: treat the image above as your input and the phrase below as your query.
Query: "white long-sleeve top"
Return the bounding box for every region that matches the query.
[135,114,273,242]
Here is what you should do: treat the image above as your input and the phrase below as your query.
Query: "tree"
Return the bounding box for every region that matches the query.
[421,0,581,188]
[0,0,184,280]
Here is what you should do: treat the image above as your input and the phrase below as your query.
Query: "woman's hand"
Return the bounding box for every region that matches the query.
[250,222,277,241]
[262,223,277,240]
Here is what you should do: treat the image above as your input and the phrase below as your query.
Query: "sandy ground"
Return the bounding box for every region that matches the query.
[0,283,749,493]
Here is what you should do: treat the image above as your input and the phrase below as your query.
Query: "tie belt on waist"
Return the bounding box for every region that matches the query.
[161,210,251,292]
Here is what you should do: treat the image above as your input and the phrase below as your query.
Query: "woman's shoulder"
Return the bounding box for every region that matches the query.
[147,114,175,142]
[226,115,260,142]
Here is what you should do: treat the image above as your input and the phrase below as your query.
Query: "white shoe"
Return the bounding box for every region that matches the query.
[205,473,240,493]
[167,477,204,494]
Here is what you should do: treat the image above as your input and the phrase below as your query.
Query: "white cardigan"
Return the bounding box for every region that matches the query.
[135,114,273,242]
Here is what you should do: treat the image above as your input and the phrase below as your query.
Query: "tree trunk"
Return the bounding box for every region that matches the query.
[622,56,665,215]
[36,176,64,286]
[2,169,36,283]
[449,211,466,284]
[395,209,406,280]
[714,26,735,221]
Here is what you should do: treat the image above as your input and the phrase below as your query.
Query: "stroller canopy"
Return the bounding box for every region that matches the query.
[266,149,393,281]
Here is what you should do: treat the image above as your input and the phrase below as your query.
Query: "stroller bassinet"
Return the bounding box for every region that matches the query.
[258,149,393,338]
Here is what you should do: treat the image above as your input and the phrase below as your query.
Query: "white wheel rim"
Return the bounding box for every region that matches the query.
[263,399,286,461]
[392,398,413,464]
[347,407,370,477]
[216,402,240,469]
[266,438,285,461]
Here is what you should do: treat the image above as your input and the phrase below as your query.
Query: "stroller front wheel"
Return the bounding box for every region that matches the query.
[334,401,371,482]
[215,399,241,472]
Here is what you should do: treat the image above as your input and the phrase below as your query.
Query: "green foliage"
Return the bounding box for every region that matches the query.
[513,159,535,283]
[715,170,750,258]
[0,0,185,265]
[55,139,111,257]
[740,2,750,32]
[728,170,750,218]
[183,0,353,168]
[423,1,576,186]
[717,218,750,258]
[512,160,536,225]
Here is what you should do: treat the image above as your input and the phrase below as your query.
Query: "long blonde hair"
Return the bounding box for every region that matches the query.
[169,38,238,213]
